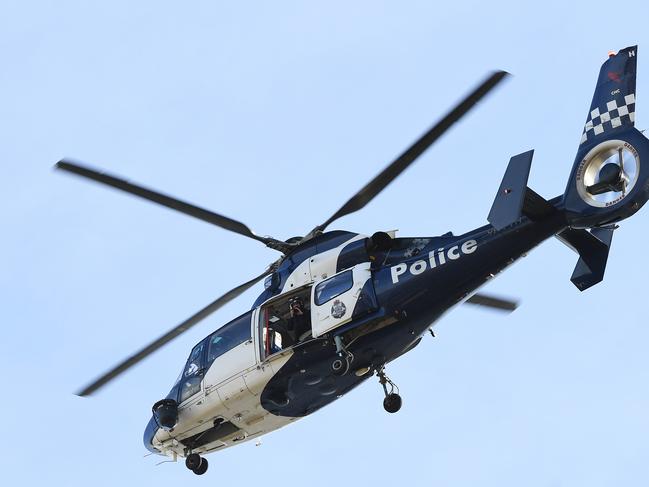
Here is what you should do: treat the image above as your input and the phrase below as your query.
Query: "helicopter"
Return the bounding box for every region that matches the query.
[57,45,647,476]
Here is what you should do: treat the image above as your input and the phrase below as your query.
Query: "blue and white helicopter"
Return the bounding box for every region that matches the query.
[58,46,646,475]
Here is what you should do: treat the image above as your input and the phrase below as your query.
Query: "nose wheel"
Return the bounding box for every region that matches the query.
[185,453,208,475]
[377,367,402,413]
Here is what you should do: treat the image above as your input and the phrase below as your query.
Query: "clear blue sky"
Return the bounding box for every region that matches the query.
[3,1,649,485]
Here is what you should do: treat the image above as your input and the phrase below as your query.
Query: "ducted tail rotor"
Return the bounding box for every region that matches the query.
[580,141,639,203]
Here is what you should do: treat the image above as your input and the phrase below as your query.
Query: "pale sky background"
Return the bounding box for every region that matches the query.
[2,1,649,485]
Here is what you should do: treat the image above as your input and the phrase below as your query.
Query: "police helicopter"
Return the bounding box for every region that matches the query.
[57,46,647,475]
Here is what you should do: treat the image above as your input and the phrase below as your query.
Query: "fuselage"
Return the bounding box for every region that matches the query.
[144,211,567,458]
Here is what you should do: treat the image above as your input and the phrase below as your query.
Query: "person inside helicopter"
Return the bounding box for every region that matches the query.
[288,296,309,339]
[262,290,312,357]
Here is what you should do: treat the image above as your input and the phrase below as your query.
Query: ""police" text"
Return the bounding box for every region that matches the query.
[390,240,478,283]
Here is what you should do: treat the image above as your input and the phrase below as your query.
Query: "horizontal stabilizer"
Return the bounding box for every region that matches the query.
[487,150,534,230]
[465,293,518,312]
[521,187,557,220]
[556,226,615,291]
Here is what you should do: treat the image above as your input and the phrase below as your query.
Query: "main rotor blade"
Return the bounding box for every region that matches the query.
[56,160,289,251]
[465,293,518,313]
[76,268,271,396]
[315,71,509,232]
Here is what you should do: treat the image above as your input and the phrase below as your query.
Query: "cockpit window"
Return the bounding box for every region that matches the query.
[179,340,206,403]
[205,311,252,369]
[314,270,353,305]
[184,342,205,377]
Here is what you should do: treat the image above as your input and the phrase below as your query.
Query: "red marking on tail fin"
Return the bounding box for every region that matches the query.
[608,71,621,82]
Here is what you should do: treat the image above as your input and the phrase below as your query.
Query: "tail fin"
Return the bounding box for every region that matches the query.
[579,46,637,148]
[564,46,649,228]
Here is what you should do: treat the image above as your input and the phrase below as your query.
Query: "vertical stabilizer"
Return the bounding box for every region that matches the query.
[578,46,637,150]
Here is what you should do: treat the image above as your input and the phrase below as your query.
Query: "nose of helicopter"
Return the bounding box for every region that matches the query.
[143,415,160,454]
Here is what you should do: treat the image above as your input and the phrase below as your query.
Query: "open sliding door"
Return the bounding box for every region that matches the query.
[310,262,375,338]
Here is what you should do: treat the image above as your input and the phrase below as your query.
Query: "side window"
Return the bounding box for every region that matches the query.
[205,311,252,369]
[314,270,353,305]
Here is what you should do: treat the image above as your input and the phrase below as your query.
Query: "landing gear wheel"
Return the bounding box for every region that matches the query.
[193,458,208,475]
[185,453,201,471]
[376,367,401,413]
[383,393,402,413]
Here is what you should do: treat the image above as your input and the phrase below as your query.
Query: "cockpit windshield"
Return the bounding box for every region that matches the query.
[178,340,206,403]
[184,341,205,377]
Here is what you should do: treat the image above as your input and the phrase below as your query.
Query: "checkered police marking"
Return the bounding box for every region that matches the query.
[580,93,636,144]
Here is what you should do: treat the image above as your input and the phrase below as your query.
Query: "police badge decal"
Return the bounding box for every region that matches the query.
[331,299,346,319]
